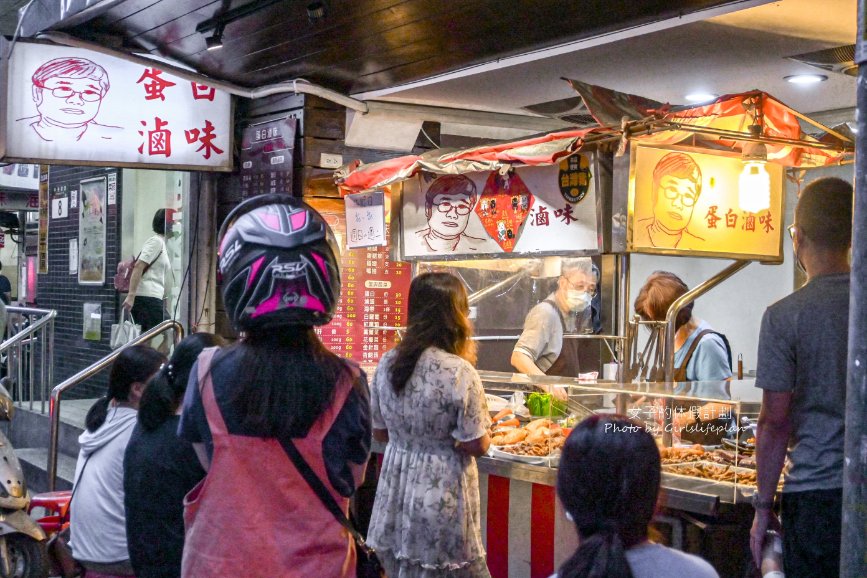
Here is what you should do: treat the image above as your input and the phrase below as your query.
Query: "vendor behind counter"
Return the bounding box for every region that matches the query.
[421,258,605,380]
[511,257,598,377]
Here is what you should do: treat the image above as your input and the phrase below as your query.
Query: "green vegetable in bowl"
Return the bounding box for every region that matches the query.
[526,392,568,417]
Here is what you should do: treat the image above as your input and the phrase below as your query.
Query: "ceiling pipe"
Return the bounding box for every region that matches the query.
[34,31,369,114]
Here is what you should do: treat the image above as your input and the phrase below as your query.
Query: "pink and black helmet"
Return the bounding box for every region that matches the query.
[217,194,340,331]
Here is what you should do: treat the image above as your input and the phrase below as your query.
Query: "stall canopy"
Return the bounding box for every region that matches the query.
[336,86,852,194]
[336,126,616,194]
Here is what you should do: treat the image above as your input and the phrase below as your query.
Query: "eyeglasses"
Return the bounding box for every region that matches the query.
[563,276,596,294]
[435,201,472,215]
[787,224,796,239]
[662,186,698,207]
[42,86,103,102]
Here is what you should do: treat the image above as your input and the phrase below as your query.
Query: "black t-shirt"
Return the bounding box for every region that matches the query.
[178,347,371,498]
[123,417,205,578]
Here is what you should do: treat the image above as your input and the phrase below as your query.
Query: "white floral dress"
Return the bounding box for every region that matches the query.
[368,347,492,578]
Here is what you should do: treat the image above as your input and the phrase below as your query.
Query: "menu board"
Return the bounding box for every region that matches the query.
[239,116,297,199]
[307,197,411,374]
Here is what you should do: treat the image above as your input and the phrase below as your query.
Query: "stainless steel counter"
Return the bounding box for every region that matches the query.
[372,441,734,517]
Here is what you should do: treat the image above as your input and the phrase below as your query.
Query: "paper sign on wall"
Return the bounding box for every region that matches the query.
[345,191,386,249]
[69,238,78,274]
[2,41,232,170]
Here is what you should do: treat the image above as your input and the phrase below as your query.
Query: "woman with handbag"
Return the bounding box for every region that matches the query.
[367,272,492,578]
[178,195,372,577]
[124,333,223,578]
[70,345,166,578]
[122,209,171,351]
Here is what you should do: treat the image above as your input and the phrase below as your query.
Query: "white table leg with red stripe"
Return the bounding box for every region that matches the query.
[480,473,578,578]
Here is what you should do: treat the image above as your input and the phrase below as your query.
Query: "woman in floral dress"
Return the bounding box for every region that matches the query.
[368,272,491,578]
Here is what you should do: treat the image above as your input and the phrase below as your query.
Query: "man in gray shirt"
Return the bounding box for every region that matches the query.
[750,177,852,578]
[511,258,596,399]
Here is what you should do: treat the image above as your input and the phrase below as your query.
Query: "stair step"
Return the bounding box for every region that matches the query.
[16,448,77,493]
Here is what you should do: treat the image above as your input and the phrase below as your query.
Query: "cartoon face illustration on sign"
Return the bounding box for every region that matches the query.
[17,57,122,143]
[414,174,487,254]
[520,194,529,211]
[497,221,507,241]
[637,152,705,249]
[480,199,489,216]
[511,195,519,211]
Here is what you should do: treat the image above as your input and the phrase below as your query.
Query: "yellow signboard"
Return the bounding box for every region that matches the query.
[628,145,784,261]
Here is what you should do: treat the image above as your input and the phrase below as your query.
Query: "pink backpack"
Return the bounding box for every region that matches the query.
[113,247,163,292]
[113,256,137,292]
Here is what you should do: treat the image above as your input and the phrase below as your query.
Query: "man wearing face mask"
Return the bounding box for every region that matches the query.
[511,258,596,396]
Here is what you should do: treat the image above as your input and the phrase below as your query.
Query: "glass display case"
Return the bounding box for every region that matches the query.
[479,370,762,511]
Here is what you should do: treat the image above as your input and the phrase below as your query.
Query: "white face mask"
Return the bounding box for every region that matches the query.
[566,290,592,312]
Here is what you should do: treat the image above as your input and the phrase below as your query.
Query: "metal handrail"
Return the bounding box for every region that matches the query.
[0,309,56,353]
[2,307,56,414]
[46,319,184,491]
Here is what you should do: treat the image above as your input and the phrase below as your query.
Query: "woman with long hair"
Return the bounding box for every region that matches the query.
[367,271,491,578]
[124,333,223,578]
[178,195,371,577]
[70,345,166,578]
[554,415,718,578]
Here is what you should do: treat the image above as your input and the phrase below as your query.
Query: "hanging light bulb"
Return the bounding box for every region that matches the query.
[739,124,771,213]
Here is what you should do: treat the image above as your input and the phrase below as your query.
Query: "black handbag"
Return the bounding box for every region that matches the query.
[280,438,385,578]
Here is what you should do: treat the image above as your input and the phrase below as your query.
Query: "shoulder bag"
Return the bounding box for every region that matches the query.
[279,438,385,578]
[46,457,91,578]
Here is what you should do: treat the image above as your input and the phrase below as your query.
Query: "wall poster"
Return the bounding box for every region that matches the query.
[627,144,784,261]
[400,158,600,260]
[78,176,107,284]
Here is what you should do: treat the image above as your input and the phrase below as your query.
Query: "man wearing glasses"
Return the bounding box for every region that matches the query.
[636,152,705,250]
[750,177,852,578]
[415,174,486,253]
[512,258,597,394]
[17,57,122,143]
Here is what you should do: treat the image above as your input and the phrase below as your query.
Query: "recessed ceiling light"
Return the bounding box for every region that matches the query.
[784,74,828,84]
[684,93,718,103]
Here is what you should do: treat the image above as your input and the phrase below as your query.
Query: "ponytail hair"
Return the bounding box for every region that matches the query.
[556,415,661,578]
[138,333,224,431]
[86,345,166,432]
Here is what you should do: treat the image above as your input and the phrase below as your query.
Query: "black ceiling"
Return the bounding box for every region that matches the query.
[54,0,745,94]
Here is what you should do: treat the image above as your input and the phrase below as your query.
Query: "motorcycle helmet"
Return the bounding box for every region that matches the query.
[217,194,341,331]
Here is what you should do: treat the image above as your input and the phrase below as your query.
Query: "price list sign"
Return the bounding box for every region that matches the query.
[308,198,411,374]
[239,116,297,198]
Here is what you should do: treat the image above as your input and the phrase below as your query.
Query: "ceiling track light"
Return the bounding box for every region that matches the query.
[205,23,224,51]
[307,1,327,22]
[784,74,828,84]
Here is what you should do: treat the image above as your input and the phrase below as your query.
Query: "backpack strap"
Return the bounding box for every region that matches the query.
[676,329,733,379]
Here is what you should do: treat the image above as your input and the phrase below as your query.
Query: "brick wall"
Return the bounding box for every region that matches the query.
[39,166,121,399]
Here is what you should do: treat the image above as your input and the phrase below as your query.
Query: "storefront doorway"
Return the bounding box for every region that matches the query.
[121,169,190,324]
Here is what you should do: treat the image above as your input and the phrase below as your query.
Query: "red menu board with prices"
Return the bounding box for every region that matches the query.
[307,198,410,374]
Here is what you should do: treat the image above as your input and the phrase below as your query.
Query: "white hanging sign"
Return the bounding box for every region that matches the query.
[2,41,232,170]
[345,191,386,249]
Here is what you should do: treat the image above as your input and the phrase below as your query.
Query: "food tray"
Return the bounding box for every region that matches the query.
[662,460,759,488]
[489,445,560,467]
[486,394,509,413]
